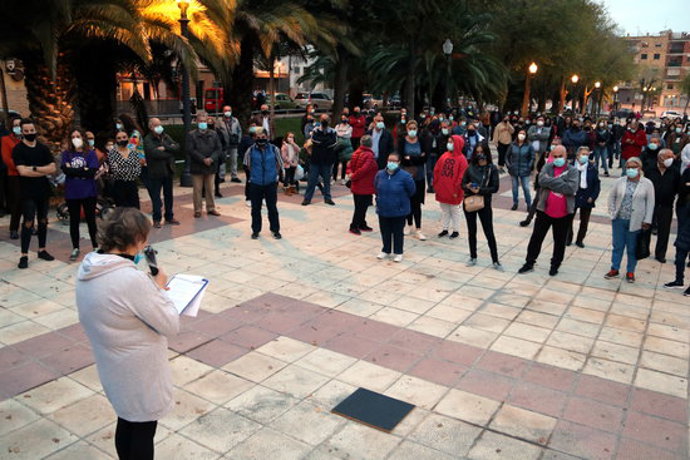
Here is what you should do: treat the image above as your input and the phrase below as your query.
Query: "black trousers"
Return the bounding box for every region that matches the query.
[115,417,157,460]
[464,205,499,262]
[67,197,98,249]
[526,211,571,268]
[20,197,48,254]
[249,182,280,234]
[7,176,22,232]
[332,160,348,180]
[350,194,372,229]
[497,143,509,167]
[147,176,174,222]
[283,166,296,186]
[522,187,540,224]
[654,205,673,259]
[0,169,5,213]
[566,207,592,245]
[112,180,140,209]
[379,215,406,254]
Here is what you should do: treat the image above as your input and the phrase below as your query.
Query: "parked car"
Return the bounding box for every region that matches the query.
[661,110,683,119]
[363,93,383,110]
[615,108,633,119]
[294,92,333,110]
[388,95,401,108]
[267,93,297,110]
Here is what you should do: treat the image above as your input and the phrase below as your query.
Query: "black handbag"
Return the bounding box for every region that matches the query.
[636,228,651,260]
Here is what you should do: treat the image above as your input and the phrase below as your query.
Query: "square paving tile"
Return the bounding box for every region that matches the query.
[183,370,254,405]
[549,420,618,459]
[186,339,247,368]
[562,397,625,433]
[435,389,500,426]
[19,377,94,415]
[0,399,40,436]
[262,364,331,399]
[337,360,402,393]
[384,375,447,410]
[222,351,287,383]
[467,430,543,459]
[0,418,79,459]
[621,411,687,453]
[321,423,401,460]
[178,407,261,454]
[270,401,344,446]
[508,382,568,418]
[489,404,556,445]
[48,393,114,437]
[225,385,299,424]
[408,413,481,457]
[629,388,687,423]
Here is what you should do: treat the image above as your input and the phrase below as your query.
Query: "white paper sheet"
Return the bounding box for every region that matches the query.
[165,274,208,317]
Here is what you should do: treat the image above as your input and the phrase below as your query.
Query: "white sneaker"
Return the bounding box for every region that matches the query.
[466,258,477,267]
[403,225,411,235]
[340,178,347,185]
[493,262,504,272]
[377,252,389,260]
[416,230,427,241]
[393,254,404,263]
[69,248,80,261]
[245,200,251,208]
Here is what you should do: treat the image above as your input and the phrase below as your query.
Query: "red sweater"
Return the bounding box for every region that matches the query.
[433,135,468,205]
[348,115,367,139]
[621,128,647,160]
[347,145,378,195]
[1,134,20,176]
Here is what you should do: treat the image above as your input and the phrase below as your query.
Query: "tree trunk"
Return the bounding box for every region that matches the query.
[268,53,276,138]
[75,43,118,137]
[404,37,416,117]
[23,54,76,152]
[332,46,348,118]
[229,36,256,128]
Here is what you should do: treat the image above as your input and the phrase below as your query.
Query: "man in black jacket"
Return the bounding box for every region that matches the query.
[367,113,395,170]
[302,114,337,206]
[144,118,180,228]
[645,149,680,263]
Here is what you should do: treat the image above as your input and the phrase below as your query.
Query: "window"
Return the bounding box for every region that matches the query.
[293,66,301,74]
[655,43,662,47]
[653,54,660,60]
[668,84,674,90]
[640,53,648,59]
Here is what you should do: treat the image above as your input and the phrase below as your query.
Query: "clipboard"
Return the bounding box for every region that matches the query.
[165,274,209,317]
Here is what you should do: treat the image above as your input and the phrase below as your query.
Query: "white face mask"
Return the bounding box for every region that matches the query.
[517,134,526,141]
[72,137,83,149]
[663,158,674,168]
[446,142,454,152]
[537,121,544,127]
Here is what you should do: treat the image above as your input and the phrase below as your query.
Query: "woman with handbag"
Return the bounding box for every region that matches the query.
[462,144,502,269]
[433,135,468,240]
[399,120,429,240]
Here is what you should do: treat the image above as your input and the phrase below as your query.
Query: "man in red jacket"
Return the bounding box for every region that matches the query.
[347,135,379,234]
[621,120,647,164]
[348,106,367,150]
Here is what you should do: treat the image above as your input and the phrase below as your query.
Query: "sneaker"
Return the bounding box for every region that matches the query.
[393,254,404,263]
[18,256,28,269]
[664,280,684,289]
[493,262,504,272]
[438,230,449,237]
[511,204,518,211]
[466,258,477,267]
[518,263,534,274]
[604,269,619,279]
[215,191,223,198]
[626,272,635,283]
[69,248,80,261]
[245,200,252,208]
[359,225,373,232]
[377,252,389,260]
[449,232,459,239]
[416,231,427,241]
[231,177,242,183]
[273,232,282,240]
[403,225,411,235]
[194,211,202,218]
[565,241,572,247]
[575,241,585,248]
[9,230,18,239]
[549,266,559,276]
[684,287,690,297]
[37,250,54,261]
[340,179,347,185]
[153,220,162,229]
[349,228,361,235]
[324,199,335,206]
[251,232,259,239]
[301,200,311,206]
[165,219,181,225]
[519,220,531,227]
[426,186,435,193]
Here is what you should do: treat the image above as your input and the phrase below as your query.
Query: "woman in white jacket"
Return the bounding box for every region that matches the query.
[605,157,655,283]
[76,208,178,459]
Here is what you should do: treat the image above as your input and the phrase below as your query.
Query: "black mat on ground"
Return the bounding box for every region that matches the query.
[331,387,415,432]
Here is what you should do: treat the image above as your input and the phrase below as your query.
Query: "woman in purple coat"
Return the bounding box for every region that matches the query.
[61,128,100,261]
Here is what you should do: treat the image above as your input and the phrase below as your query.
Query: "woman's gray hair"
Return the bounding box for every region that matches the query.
[360,135,373,147]
[98,207,151,252]
[625,157,643,168]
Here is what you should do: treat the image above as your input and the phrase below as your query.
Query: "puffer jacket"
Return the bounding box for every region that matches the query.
[506,142,534,177]
[433,135,468,205]
[374,167,416,217]
[347,145,378,195]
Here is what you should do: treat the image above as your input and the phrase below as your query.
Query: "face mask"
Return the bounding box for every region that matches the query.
[376,122,385,130]
[198,122,208,130]
[310,109,316,114]
[517,134,526,141]
[24,133,37,142]
[386,161,399,171]
[321,121,329,128]
[578,155,589,164]
[314,122,321,128]
[408,129,417,138]
[256,138,268,146]
[354,110,360,115]
[441,128,449,136]
[117,139,128,147]
[262,110,269,115]
[12,126,21,136]
[598,123,604,128]
[341,118,348,123]
[663,158,674,168]
[116,123,124,130]
[446,142,454,152]
[525,120,531,125]
[449,116,454,121]
[133,252,144,265]
[224,111,232,118]
[553,157,566,167]
[460,121,466,127]
[87,139,95,147]
[608,124,613,129]
[468,129,476,136]
[628,127,634,132]
[476,154,487,162]
[626,168,639,178]
[537,121,544,127]
[648,143,658,150]
[248,126,257,134]
[72,138,83,149]
[154,125,164,135]
[676,128,682,134]
[420,114,426,119]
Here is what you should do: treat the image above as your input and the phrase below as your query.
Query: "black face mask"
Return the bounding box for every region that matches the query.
[23,133,37,142]
[468,130,476,136]
[117,139,128,147]
[262,110,269,116]
[256,138,268,146]
[321,121,329,128]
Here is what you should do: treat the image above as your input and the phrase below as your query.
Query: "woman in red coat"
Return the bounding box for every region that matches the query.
[621,120,647,162]
[433,135,468,238]
[347,135,379,234]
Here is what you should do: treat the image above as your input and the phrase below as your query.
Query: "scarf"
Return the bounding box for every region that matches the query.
[576,161,588,189]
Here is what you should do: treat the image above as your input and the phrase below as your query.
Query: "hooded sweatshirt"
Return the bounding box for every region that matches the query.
[434,135,469,205]
[76,252,179,422]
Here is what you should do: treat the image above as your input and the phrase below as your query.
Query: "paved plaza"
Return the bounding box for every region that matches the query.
[0,171,688,459]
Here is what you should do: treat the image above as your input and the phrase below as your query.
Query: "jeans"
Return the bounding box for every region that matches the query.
[115,418,157,460]
[525,211,570,268]
[351,194,372,229]
[593,145,609,173]
[148,176,174,222]
[611,218,639,273]
[379,215,406,254]
[67,197,98,249]
[249,182,280,234]
[112,180,140,209]
[191,174,215,212]
[440,203,462,233]
[511,175,532,207]
[464,205,499,262]
[304,162,332,201]
[566,207,592,245]
[653,205,673,260]
[227,146,239,178]
[20,197,49,254]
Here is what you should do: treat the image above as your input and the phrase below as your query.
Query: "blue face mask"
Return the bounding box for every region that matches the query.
[133,252,144,264]
[626,168,639,179]
[198,122,208,130]
[407,129,417,137]
[578,155,589,164]
[376,122,385,130]
[12,126,21,136]
[648,143,658,150]
[386,162,399,171]
[553,157,566,167]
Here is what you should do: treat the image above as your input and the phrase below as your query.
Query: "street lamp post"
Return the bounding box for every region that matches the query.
[442,39,453,112]
[570,74,579,113]
[593,81,601,117]
[521,62,538,117]
[612,85,619,114]
[177,0,193,187]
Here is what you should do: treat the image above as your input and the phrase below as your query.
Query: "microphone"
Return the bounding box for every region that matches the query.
[143,246,159,276]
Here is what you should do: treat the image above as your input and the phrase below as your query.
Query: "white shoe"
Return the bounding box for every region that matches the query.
[245,200,251,208]
[377,252,389,260]
[416,230,427,241]
[340,178,347,185]
[466,258,477,267]
[493,262,504,272]
[69,248,80,261]
[403,225,411,235]
[393,254,403,263]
